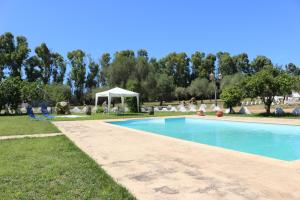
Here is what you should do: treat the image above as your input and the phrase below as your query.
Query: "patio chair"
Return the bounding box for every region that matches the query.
[27,106,43,120]
[41,105,55,119]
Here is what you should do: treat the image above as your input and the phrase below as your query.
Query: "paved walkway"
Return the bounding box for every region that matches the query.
[0,133,63,140]
[54,117,300,200]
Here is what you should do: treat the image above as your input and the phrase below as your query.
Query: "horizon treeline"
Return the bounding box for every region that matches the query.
[1,32,300,105]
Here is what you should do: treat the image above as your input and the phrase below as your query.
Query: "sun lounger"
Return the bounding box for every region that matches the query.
[27,107,43,120]
[41,105,55,119]
[199,104,207,112]
[238,106,251,114]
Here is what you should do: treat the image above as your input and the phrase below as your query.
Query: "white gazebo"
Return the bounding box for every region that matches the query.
[95,87,139,112]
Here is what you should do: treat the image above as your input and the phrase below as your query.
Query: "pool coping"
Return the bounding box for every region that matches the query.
[102,115,300,167]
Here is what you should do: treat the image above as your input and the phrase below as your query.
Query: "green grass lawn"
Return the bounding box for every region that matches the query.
[0,136,136,200]
[0,116,60,136]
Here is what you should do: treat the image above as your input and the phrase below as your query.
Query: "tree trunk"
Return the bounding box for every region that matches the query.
[160,100,163,106]
[265,102,272,114]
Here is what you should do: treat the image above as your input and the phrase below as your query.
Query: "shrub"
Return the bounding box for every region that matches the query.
[44,84,71,106]
[126,97,139,112]
[0,77,22,112]
[55,101,71,115]
[221,85,244,113]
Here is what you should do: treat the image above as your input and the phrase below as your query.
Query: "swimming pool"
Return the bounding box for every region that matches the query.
[110,118,300,161]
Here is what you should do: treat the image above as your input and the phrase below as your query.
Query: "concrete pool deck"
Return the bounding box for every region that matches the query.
[53,116,300,200]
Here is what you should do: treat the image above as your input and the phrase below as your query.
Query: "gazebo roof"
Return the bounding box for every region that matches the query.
[95,87,139,97]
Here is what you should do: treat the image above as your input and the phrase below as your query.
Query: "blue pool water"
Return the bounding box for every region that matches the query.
[110,118,300,161]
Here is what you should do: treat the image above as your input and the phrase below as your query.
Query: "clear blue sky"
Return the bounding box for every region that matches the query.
[1,0,300,66]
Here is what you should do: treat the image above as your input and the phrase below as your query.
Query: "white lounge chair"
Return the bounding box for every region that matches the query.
[224,108,231,114]
[178,105,187,112]
[70,107,82,113]
[154,107,160,112]
[238,106,251,114]
[170,106,177,112]
[199,104,207,112]
[213,106,221,112]
[188,105,197,112]
[162,107,168,112]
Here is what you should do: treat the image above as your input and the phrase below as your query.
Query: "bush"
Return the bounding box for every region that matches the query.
[96,106,104,113]
[21,81,44,103]
[0,77,22,112]
[126,97,139,112]
[44,84,71,106]
[85,106,92,115]
[55,102,71,115]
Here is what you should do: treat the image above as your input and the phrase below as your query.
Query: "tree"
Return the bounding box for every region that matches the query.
[220,73,246,90]
[220,86,243,113]
[20,81,44,103]
[24,56,42,82]
[190,51,205,80]
[250,55,272,73]
[244,66,295,114]
[160,52,190,87]
[44,84,71,105]
[0,77,22,112]
[99,53,111,86]
[86,57,100,90]
[0,32,30,78]
[156,73,175,105]
[200,53,216,79]
[187,78,209,103]
[175,87,187,101]
[108,50,135,88]
[35,43,53,84]
[52,53,66,84]
[217,52,237,76]
[285,63,300,76]
[134,49,149,82]
[67,49,86,103]
[126,79,140,112]
[232,53,251,74]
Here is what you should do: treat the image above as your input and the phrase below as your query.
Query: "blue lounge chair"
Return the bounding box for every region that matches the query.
[27,107,43,120]
[41,105,55,119]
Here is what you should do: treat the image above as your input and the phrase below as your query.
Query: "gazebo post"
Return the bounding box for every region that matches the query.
[108,93,111,113]
[95,95,98,108]
[121,96,125,110]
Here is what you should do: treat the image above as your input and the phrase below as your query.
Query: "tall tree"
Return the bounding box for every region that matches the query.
[160,52,190,87]
[200,53,216,78]
[134,49,149,82]
[24,56,41,82]
[99,53,111,86]
[250,55,272,73]
[86,57,100,90]
[35,43,53,84]
[285,63,300,76]
[52,53,66,84]
[191,51,205,80]
[108,50,135,88]
[67,49,86,103]
[188,78,209,103]
[0,32,30,78]
[232,53,251,74]
[217,52,237,76]
[156,73,175,105]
